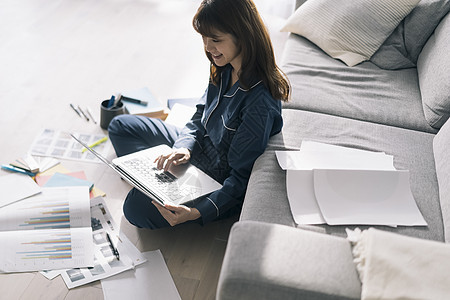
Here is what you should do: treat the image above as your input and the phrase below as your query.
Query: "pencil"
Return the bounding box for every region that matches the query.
[70,103,82,118]
[78,105,90,121]
[86,107,97,124]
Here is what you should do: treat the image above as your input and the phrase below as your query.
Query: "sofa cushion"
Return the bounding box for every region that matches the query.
[242,109,444,242]
[417,12,450,129]
[217,221,361,300]
[371,0,450,70]
[281,0,420,66]
[281,34,437,133]
[433,119,450,242]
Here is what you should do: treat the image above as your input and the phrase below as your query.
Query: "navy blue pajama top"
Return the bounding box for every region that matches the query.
[173,65,283,224]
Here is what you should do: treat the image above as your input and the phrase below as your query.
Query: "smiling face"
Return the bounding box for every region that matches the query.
[202,31,242,72]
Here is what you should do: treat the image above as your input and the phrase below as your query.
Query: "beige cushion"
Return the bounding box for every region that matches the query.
[281,0,420,66]
[348,228,450,300]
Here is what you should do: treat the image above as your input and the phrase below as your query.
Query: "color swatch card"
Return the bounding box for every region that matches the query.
[43,172,94,191]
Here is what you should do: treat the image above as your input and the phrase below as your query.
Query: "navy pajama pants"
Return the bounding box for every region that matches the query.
[108,114,194,229]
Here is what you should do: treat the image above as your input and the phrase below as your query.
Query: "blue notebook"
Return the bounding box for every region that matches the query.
[121,87,164,115]
[44,172,94,191]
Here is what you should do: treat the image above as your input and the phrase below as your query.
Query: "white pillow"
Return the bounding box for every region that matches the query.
[346,228,450,299]
[281,0,420,66]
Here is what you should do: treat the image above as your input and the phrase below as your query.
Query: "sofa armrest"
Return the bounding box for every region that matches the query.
[217,221,361,300]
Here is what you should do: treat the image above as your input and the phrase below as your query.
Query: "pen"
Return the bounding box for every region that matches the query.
[107,95,115,108]
[70,103,82,118]
[86,107,97,124]
[82,136,108,153]
[78,105,90,121]
[121,96,148,106]
[106,232,120,261]
[113,93,122,108]
[1,164,36,176]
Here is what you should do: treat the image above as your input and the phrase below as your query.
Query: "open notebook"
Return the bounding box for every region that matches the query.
[71,134,221,206]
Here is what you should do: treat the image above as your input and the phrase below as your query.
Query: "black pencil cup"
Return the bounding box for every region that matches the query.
[100,100,125,130]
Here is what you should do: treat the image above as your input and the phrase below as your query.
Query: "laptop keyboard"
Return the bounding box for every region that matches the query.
[121,156,200,203]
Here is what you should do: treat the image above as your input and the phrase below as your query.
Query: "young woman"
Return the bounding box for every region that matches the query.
[108,0,290,229]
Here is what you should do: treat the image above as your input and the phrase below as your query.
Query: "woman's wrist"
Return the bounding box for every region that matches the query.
[190,208,201,220]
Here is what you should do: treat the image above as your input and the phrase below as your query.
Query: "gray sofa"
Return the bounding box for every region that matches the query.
[217,1,450,299]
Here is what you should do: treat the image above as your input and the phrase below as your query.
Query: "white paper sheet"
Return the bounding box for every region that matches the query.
[0,186,94,273]
[277,141,396,225]
[276,142,394,171]
[0,227,93,273]
[165,103,196,128]
[29,129,112,163]
[0,187,91,231]
[0,173,41,208]
[101,250,181,300]
[313,169,427,226]
[57,197,147,289]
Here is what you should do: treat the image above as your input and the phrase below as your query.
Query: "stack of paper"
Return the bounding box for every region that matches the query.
[276,141,427,227]
[0,186,94,273]
[41,197,147,289]
[35,166,106,199]
[5,154,59,176]
[0,179,147,288]
[120,87,167,119]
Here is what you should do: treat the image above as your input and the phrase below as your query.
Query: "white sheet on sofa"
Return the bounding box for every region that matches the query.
[277,141,395,224]
[276,141,426,226]
[314,169,427,226]
[347,228,450,300]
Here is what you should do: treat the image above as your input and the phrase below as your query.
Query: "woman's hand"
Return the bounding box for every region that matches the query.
[152,201,201,226]
[154,147,191,171]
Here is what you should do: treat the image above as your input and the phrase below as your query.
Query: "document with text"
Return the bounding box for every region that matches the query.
[0,186,94,273]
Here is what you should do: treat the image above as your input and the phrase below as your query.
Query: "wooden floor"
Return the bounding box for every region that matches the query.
[0,0,292,299]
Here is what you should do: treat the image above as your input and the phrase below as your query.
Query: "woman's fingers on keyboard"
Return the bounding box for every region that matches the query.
[155,148,190,171]
[155,155,164,170]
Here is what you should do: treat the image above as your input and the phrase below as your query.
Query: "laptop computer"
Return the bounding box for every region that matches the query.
[70,134,222,206]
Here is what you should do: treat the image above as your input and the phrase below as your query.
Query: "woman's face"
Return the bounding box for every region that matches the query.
[202,31,242,71]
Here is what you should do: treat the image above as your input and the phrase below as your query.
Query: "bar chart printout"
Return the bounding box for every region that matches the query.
[0,186,90,231]
[0,187,94,273]
[0,228,93,273]
[19,200,71,230]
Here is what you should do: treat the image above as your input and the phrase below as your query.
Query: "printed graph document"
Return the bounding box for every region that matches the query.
[313,169,427,226]
[0,173,41,208]
[101,250,181,300]
[44,197,147,289]
[0,186,94,273]
[30,129,112,163]
[276,141,397,225]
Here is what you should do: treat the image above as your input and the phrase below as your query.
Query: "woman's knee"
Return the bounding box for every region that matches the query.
[108,114,133,137]
[123,195,139,226]
[122,189,170,229]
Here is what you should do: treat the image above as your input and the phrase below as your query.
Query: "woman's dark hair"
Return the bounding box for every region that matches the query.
[193,0,290,101]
